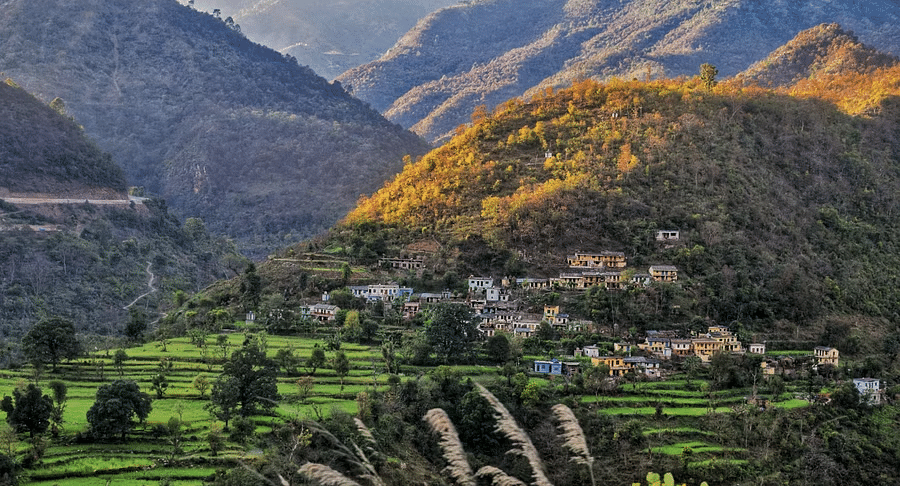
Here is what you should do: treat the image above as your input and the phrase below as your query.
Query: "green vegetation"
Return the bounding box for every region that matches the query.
[0,0,430,255]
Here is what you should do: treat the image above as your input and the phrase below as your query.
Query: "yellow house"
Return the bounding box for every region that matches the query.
[692,339,721,362]
[649,265,678,282]
[814,346,839,367]
[591,356,629,376]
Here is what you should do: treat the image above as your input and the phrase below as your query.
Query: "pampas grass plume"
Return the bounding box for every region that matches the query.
[423,408,476,486]
[551,403,596,486]
[475,383,553,486]
[476,466,529,486]
[298,463,363,486]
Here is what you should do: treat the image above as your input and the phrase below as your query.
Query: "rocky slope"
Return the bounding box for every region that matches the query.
[338,0,900,143]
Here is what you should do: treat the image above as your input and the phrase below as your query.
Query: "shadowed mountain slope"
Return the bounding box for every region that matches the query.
[0,0,430,256]
[0,81,243,340]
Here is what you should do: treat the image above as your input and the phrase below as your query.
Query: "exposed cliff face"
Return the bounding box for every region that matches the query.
[338,0,900,143]
[0,0,430,255]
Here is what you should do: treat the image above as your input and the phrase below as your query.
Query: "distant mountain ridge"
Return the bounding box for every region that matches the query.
[739,23,899,87]
[338,0,900,143]
[183,0,461,80]
[0,0,429,255]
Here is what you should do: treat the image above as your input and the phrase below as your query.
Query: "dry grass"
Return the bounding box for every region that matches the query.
[423,408,476,486]
[298,463,363,486]
[551,403,596,486]
[475,383,553,486]
[476,465,529,486]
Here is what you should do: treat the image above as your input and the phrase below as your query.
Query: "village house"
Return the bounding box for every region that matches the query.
[656,230,680,241]
[670,339,693,357]
[468,276,494,292]
[533,358,581,376]
[543,305,569,329]
[514,277,551,290]
[814,346,840,367]
[379,254,426,270]
[578,345,601,358]
[567,251,627,269]
[853,378,882,404]
[591,356,630,376]
[749,343,766,355]
[649,265,678,282]
[624,356,662,378]
[402,301,420,319]
[351,284,413,303]
[300,303,339,322]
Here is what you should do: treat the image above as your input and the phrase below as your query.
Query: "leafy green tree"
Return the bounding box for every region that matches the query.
[218,339,279,417]
[424,303,478,363]
[208,377,240,431]
[485,334,511,364]
[333,351,350,391]
[46,381,67,434]
[700,63,718,91]
[0,384,52,438]
[86,380,152,441]
[306,346,326,375]
[193,374,210,398]
[274,348,301,376]
[125,307,148,342]
[113,349,128,377]
[22,316,81,372]
[683,356,702,385]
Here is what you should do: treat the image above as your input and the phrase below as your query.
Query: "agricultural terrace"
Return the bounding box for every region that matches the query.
[0,331,813,485]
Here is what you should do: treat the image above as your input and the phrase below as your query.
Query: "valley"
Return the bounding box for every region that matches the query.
[1,1,900,485]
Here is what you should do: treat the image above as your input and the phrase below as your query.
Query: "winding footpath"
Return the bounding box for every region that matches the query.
[123,261,157,310]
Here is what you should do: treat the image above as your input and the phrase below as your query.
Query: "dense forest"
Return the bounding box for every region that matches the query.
[0,0,430,255]
[0,80,244,347]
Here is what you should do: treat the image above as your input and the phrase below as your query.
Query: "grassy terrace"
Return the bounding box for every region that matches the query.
[0,332,813,485]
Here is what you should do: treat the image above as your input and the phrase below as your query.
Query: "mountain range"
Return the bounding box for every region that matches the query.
[183,0,461,80]
[338,0,900,143]
[0,0,429,256]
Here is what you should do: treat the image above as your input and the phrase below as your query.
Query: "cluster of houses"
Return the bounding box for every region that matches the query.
[288,243,887,403]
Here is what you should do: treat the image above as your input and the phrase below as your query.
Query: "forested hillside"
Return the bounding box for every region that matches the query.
[341,66,900,332]
[338,0,900,143]
[0,0,430,256]
[0,81,243,344]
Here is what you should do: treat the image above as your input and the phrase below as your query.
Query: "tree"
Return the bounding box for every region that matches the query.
[113,349,128,377]
[700,63,718,91]
[193,374,210,398]
[46,381,67,435]
[307,346,326,375]
[1,385,52,438]
[86,380,152,440]
[485,334,511,364]
[333,351,350,391]
[218,339,279,417]
[424,303,478,363]
[683,356,702,385]
[22,316,81,371]
[125,307,148,342]
[207,376,240,431]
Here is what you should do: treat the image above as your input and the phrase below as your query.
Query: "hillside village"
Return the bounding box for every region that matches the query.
[289,234,884,404]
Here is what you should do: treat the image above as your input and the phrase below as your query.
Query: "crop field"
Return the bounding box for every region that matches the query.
[0,331,813,485]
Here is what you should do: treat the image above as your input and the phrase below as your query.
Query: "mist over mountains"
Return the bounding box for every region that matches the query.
[0,0,429,256]
[183,0,461,80]
[338,0,900,143]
